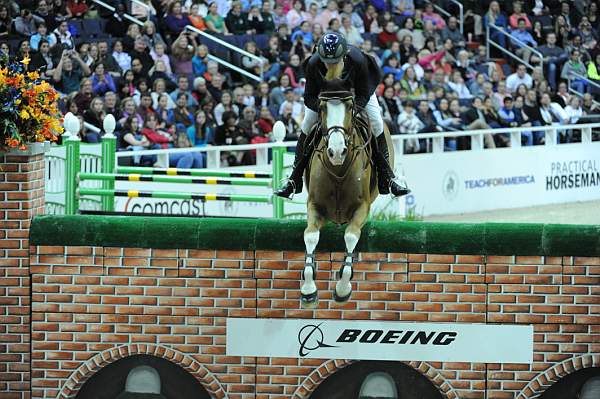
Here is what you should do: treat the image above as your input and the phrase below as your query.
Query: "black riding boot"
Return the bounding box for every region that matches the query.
[275,133,311,198]
[373,134,411,197]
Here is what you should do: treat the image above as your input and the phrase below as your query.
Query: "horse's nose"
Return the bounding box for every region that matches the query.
[327,148,334,158]
[341,147,347,157]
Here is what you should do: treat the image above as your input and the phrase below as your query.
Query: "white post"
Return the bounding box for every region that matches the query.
[545,129,558,146]
[510,131,521,148]
[256,147,268,165]
[432,136,444,152]
[206,149,220,169]
[582,127,592,143]
[471,133,484,151]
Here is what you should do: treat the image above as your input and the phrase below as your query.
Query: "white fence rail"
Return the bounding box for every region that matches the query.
[45,122,600,215]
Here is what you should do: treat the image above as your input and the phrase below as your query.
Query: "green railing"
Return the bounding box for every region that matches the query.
[63,133,287,218]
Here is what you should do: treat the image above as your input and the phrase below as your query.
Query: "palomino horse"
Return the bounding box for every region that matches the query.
[300,90,394,307]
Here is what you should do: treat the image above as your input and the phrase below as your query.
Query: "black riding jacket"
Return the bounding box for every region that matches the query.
[302,45,383,112]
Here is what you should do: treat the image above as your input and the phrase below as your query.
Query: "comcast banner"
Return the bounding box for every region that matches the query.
[399,142,600,216]
[226,318,533,363]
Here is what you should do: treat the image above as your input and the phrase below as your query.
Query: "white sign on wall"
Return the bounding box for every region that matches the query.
[226,318,533,363]
[400,142,600,216]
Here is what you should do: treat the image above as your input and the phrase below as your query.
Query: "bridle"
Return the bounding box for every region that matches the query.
[316,92,372,181]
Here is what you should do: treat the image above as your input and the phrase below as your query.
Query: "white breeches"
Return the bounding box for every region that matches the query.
[301,93,384,136]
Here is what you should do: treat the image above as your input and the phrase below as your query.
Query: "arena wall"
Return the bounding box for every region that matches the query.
[2,152,600,399]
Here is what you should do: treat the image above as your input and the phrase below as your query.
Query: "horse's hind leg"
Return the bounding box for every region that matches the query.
[334,202,369,302]
[301,203,325,308]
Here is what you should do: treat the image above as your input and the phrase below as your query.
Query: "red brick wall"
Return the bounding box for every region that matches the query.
[0,152,46,399]
[27,246,600,399]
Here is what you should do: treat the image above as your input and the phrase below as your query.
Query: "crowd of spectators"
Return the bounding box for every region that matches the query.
[3,0,600,164]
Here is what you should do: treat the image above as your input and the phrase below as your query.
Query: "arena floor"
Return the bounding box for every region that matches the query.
[424,200,600,224]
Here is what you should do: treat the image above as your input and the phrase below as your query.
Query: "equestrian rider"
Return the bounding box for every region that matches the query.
[275,32,411,199]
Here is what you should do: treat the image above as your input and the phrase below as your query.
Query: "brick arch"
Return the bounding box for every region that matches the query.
[291,359,457,398]
[517,354,600,399]
[56,343,228,399]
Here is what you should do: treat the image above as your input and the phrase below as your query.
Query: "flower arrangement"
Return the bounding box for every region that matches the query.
[0,54,63,151]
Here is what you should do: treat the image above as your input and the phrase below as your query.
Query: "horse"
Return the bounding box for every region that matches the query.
[299,90,394,307]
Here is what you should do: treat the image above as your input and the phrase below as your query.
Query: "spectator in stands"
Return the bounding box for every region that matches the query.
[74,77,94,112]
[279,88,302,120]
[137,92,156,121]
[510,18,537,63]
[509,2,531,30]
[315,0,339,29]
[447,71,472,99]
[143,21,166,49]
[539,92,567,127]
[397,101,424,153]
[53,49,90,94]
[91,62,116,96]
[165,1,191,36]
[561,49,588,94]
[498,96,519,127]
[170,75,198,108]
[15,9,43,36]
[30,22,56,51]
[104,91,119,117]
[155,93,175,125]
[214,110,244,146]
[121,116,155,165]
[506,64,533,93]
[462,96,496,148]
[214,91,238,125]
[588,53,600,98]
[111,40,131,74]
[30,39,55,79]
[378,21,399,49]
[582,93,600,114]
[535,32,568,92]
[225,1,248,35]
[258,2,275,34]
[565,96,583,124]
[383,56,404,81]
[286,0,306,30]
[380,85,402,123]
[187,110,215,147]
[0,6,12,38]
[205,2,229,34]
[422,3,446,30]
[66,0,87,18]
[173,92,194,128]
[171,32,196,77]
[483,1,506,49]
[401,66,425,99]
[341,16,363,46]
[440,17,464,49]
[83,96,106,136]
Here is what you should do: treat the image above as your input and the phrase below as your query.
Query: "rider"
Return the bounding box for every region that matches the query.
[275,32,411,198]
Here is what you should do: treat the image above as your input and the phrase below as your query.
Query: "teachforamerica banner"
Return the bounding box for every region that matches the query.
[399,142,600,216]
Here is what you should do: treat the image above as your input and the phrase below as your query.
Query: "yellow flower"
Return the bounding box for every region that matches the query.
[20,56,30,66]
[15,99,21,105]
[20,109,29,119]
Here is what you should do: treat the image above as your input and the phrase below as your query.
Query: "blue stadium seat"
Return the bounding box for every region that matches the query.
[253,34,269,51]
[82,19,103,37]
[68,20,83,38]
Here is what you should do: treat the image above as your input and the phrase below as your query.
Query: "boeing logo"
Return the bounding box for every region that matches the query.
[297,323,337,357]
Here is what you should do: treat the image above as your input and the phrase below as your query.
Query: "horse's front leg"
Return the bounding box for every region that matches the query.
[334,202,370,302]
[301,202,325,308]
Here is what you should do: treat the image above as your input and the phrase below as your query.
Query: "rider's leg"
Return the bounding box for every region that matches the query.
[366,94,411,197]
[274,108,318,198]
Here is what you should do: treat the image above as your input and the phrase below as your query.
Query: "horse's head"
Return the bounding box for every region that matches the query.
[318,91,354,166]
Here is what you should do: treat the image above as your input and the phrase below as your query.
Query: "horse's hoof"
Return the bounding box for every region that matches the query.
[333,289,351,303]
[301,291,319,308]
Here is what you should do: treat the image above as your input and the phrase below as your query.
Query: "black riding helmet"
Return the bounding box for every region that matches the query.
[317,32,348,64]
